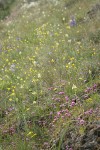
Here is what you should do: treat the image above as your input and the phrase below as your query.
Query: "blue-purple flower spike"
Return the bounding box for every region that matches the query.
[69,16,76,27]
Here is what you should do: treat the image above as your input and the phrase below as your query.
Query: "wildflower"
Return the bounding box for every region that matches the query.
[89,109,93,114]
[9,127,15,135]
[79,119,85,125]
[57,111,61,116]
[93,83,97,89]
[38,73,41,78]
[68,39,71,43]
[65,96,69,102]
[69,16,76,27]
[65,34,69,37]
[89,70,91,74]
[48,87,53,90]
[66,26,71,29]
[55,98,60,101]
[10,64,15,72]
[59,91,64,95]
[33,61,38,66]
[26,108,30,111]
[66,145,69,150]
[84,109,93,115]
[70,101,75,106]
[9,98,13,101]
[69,148,73,150]
[33,101,36,104]
[62,17,65,21]
[66,65,69,68]
[51,59,54,63]
[72,84,77,90]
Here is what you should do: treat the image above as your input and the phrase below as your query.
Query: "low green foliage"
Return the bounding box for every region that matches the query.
[0,0,15,20]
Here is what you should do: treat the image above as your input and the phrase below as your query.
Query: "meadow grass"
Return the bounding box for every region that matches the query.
[0,0,100,149]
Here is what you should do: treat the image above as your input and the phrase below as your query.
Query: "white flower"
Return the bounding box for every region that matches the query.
[38,73,41,78]
[33,101,36,104]
[10,64,15,72]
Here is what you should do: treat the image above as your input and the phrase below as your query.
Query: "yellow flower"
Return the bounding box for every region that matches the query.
[11,93,15,96]
[54,88,57,91]
[6,59,9,62]
[66,65,69,68]
[33,101,36,104]
[51,59,54,63]
[72,84,77,90]
[72,63,75,67]
[9,98,12,101]
[26,108,30,111]
[77,42,81,45]
[66,26,71,29]
[70,57,74,61]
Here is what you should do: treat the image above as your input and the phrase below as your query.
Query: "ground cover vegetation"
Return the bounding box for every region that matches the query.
[0,0,16,20]
[0,0,100,149]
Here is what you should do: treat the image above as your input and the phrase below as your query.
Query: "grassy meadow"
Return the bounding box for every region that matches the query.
[0,0,100,149]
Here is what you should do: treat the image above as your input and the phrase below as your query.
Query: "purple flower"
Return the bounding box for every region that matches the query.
[55,98,60,101]
[69,16,76,27]
[93,84,97,89]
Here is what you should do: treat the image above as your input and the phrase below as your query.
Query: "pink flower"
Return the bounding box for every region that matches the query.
[65,113,71,117]
[65,96,69,101]
[57,111,61,116]
[89,109,93,114]
[59,91,64,95]
[70,101,75,106]
[79,119,85,125]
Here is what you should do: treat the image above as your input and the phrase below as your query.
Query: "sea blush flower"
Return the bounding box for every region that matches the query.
[79,119,85,125]
[59,91,64,95]
[70,101,75,107]
[57,111,61,116]
[65,96,69,102]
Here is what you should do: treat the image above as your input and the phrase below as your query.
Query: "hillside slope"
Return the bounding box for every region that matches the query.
[0,0,100,149]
